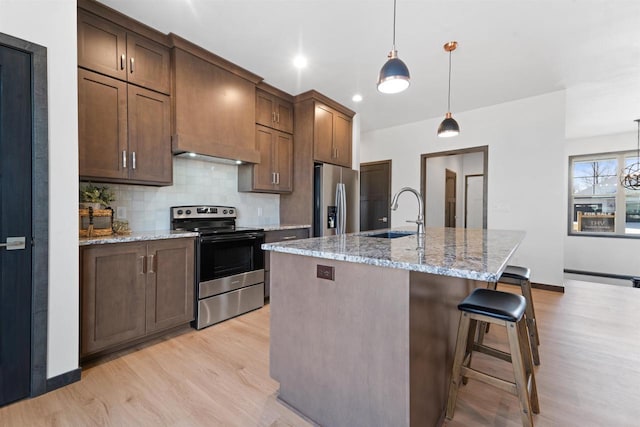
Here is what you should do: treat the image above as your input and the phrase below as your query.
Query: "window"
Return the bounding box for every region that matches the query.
[569,151,640,237]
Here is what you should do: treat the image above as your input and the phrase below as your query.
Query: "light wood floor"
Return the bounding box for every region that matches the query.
[1,280,639,426]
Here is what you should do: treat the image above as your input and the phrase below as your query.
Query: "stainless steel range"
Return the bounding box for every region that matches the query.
[170,205,265,329]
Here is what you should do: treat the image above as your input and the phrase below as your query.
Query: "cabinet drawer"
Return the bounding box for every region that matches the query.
[265,228,310,243]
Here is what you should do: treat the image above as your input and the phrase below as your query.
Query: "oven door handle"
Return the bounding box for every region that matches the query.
[200,233,263,243]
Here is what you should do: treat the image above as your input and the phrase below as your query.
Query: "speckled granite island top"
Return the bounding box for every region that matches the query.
[79,230,198,246]
[262,227,525,282]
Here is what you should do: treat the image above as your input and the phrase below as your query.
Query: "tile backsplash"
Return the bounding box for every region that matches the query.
[85,157,279,231]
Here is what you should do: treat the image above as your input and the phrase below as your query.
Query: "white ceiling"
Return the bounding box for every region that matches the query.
[99,0,640,138]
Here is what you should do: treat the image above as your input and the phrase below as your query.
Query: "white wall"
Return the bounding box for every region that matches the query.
[92,158,280,231]
[0,0,80,377]
[361,92,566,286]
[565,131,640,278]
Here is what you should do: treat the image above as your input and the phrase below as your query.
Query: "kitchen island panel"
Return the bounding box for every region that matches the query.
[270,252,485,427]
[270,252,411,427]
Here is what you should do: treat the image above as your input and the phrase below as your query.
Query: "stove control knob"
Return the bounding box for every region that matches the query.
[177,209,183,215]
[186,209,192,215]
[223,209,228,214]
[229,209,234,214]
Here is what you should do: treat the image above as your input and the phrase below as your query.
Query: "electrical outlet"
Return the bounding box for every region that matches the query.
[116,206,127,219]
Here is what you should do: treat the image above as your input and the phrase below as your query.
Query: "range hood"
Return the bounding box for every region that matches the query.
[174,152,246,165]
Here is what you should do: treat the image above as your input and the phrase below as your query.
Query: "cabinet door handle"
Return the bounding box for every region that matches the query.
[122,150,127,168]
[139,255,146,274]
[271,172,276,184]
[272,111,276,123]
[132,151,136,170]
[130,57,134,73]
[276,112,280,123]
[120,54,126,70]
[282,235,297,240]
[147,254,155,274]
[276,172,280,184]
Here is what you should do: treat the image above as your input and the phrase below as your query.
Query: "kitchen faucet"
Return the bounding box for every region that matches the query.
[390,187,425,237]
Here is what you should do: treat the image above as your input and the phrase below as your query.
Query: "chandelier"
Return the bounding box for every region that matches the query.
[620,119,640,190]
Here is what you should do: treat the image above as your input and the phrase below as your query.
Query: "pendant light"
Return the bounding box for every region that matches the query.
[438,41,460,137]
[620,119,640,190]
[377,0,410,94]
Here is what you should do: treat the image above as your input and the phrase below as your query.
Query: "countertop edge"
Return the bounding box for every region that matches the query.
[79,231,198,246]
[246,224,311,232]
[262,245,500,281]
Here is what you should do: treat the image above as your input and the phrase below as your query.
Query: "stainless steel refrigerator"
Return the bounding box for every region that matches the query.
[313,163,359,237]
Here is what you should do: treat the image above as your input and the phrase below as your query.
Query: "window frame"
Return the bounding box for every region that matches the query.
[568,150,640,239]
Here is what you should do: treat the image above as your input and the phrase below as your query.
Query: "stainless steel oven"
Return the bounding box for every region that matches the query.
[171,206,264,329]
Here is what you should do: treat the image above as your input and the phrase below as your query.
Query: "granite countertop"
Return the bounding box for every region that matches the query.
[262,227,525,282]
[79,230,198,246]
[246,224,311,232]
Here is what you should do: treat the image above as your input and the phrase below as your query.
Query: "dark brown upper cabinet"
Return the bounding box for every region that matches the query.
[256,87,294,134]
[170,34,263,164]
[78,69,172,185]
[312,103,353,168]
[291,91,354,169]
[238,125,293,193]
[78,8,171,95]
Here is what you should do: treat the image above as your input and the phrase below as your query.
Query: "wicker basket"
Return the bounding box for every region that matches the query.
[79,207,113,237]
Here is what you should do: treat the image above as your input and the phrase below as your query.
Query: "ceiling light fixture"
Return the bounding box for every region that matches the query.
[437,41,460,138]
[620,119,640,190]
[377,0,410,94]
[293,55,308,69]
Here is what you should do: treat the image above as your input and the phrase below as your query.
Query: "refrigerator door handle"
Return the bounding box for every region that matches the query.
[335,183,347,235]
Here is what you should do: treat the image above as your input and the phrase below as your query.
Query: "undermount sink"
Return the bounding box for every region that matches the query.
[364,231,415,239]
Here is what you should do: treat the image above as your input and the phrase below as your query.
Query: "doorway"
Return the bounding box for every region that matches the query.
[421,146,488,228]
[360,160,391,231]
[445,169,456,227]
[0,33,49,404]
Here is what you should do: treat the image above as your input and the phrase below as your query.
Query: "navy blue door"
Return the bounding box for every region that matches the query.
[0,43,33,406]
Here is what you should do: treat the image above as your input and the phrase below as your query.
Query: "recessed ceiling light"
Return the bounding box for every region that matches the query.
[352,94,363,103]
[293,55,308,69]
[235,160,243,165]
[188,152,197,157]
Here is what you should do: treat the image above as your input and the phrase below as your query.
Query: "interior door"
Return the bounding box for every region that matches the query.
[445,169,457,227]
[360,161,391,231]
[465,174,484,228]
[0,44,33,406]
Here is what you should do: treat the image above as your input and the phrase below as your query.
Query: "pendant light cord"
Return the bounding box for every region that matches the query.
[392,0,397,50]
[447,50,452,112]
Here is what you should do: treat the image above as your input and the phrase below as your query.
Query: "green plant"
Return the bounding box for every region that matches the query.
[79,183,115,207]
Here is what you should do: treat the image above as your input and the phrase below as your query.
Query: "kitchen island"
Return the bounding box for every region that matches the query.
[262,227,525,427]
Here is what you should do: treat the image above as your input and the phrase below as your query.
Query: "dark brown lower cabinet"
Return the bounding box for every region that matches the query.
[80,238,195,358]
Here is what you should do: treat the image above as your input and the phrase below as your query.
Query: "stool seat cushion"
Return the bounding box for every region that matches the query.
[500,265,530,282]
[458,288,526,322]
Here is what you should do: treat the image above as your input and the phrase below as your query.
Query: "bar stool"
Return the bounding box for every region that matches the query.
[446,288,540,427]
[491,265,540,365]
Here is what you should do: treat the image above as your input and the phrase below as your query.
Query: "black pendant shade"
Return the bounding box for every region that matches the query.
[437,113,460,138]
[377,0,410,94]
[438,41,460,138]
[378,50,410,94]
